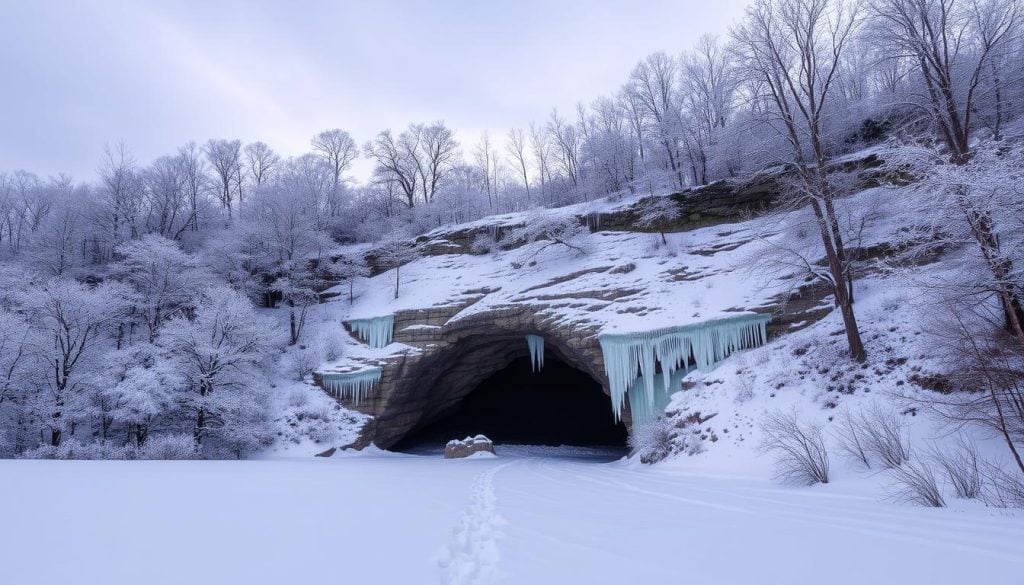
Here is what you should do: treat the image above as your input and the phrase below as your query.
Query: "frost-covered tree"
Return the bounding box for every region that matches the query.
[503,211,591,260]
[376,229,418,299]
[732,0,867,362]
[635,196,682,245]
[311,129,358,190]
[110,235,206,343]
[177,141,210,233]
[246,184,332,344]
[22,278,130,446]
[158,286,274,448]
[626,52,685,190]
[244,141,279,189]
[680,35,737,185]
[867,0,1021,162]
[96,143,144,258]
[205,138,243,219]
[330,253,370,304]
[868,0,1024,335]
[506,128,532,202]
[98,342,182,445]
[142,155,192,240]
[0,309,32,454]
[365,122,459,208]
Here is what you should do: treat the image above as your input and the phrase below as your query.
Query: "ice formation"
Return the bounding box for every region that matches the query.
[599,313,770,423]
[526,334,545,372]
[348,315,394,348]
[321,368,382,405]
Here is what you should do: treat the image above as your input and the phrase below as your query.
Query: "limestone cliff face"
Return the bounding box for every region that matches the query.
[318,157,886,449]
[322,289,619,449]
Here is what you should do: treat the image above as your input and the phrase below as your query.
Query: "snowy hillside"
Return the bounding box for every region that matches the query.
[5,0,1024,583]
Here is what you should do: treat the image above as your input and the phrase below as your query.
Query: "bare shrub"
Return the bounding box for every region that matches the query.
[734,376,755,404]
[833,408,872,469]
[760,411,830,485]
[630,416,675,464]
[285,348,321,381]
[316,334,343,362]
[929,437,981,500]
[470,232,499,255]
[138,434,202,460]
[981,462,1024,509]
[912,301,1024,475]
[858,403,911,468]
[888,460,946,507]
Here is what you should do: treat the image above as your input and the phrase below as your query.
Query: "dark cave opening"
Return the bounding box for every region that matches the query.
[393,355,628,453]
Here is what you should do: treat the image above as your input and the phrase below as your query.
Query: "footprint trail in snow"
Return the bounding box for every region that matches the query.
[437,462,511,585]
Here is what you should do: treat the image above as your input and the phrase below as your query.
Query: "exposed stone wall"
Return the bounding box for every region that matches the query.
[336,299,629,449]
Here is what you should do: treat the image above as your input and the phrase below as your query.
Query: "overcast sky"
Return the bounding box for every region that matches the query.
[1,0,750,183]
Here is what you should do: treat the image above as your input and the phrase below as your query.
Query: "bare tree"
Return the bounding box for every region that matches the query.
[680,35,737,185]
[377,231,418,299]
[474,131,499,211]
[635,196,682,245]
[547,109,582,188]
[529,122,553,202]
[329,253,370,304]
[417,122,460,204]
[177,142,208,233]
[365,129,419,208]
[98,143,144,255]
[506,128,532,203]
[501,211,590,260]
[868,0,1020,162]
[627,52,686,189]
[869,0,1024,335]
[142,155,191,241]
[916,301,1024,474]
[311,129,358,190]
[244,141,279,188]
[205,139,242,220]
[732,0,867,362]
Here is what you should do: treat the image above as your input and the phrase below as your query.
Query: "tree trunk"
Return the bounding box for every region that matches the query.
[50,394,63,446]
[812,197,867,363]
[194,407,205,446]
[289,308,298,345]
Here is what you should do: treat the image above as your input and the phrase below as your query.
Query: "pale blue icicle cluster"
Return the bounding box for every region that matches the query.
[349,315,394,348]
[526,334,545,372]
[599,313,770,423]
[321,368,382,405]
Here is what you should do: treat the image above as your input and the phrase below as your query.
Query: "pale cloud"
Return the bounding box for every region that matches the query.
[1,0,751,183]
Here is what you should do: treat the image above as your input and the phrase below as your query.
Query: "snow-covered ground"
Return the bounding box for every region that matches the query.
[3,449,1022,585]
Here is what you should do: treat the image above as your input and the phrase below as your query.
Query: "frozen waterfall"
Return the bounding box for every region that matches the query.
[599,313,770,424]
[526,334,545,372]
[349,315,394,348]
[321,368,382,405]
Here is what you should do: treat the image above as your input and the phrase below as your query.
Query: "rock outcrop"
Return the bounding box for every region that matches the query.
[444,435,496,458]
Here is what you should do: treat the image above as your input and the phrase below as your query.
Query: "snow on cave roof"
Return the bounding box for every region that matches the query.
[327,184,909,339]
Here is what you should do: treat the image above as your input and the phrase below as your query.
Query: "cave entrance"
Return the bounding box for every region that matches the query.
[393,354,628,458]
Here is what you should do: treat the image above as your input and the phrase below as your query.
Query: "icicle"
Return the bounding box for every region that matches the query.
[599,313,770,425]
[526,334,545,372]
[321,367,382,405]
[348,315,394,348]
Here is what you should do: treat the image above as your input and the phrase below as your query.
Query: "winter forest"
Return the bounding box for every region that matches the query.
[0,0,1021,455]
[4,0,1024,581]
